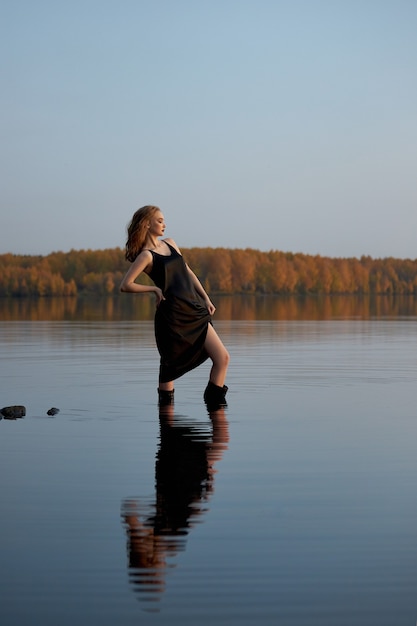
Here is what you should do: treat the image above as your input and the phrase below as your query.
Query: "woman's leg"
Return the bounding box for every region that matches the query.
[204,324,230,387]
[158,381,175,406]
[159,380,174,392]
[158,373,174,406]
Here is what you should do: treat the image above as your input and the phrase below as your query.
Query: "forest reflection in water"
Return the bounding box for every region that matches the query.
[121,404,229,607]
[1,293,417,321]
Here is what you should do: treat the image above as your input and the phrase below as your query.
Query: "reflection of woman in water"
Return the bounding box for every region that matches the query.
[121,404,229,602]
[120,205,229,409]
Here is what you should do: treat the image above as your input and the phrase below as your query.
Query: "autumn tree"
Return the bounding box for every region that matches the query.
[1,248,417,297]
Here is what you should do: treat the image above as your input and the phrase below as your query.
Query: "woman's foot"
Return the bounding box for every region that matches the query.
[203,381,228,411]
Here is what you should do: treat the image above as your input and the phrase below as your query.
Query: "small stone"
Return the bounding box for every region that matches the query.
[0,405,26,419]
[47,407,60,416]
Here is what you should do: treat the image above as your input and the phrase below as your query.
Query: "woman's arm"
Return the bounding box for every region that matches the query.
[187,265,216,315]
[120,250,165,306]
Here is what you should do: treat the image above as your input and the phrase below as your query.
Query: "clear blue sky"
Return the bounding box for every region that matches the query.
[2,0,416,258]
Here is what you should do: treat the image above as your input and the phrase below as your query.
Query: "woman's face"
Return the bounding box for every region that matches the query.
[148,211,166,238]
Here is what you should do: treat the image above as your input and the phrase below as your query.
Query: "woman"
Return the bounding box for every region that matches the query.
[120,205,229,408]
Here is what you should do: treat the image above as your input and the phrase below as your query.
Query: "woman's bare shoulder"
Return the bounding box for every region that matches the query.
[131,248,153,270]
[164,238,182,254]
[135,248,153,261]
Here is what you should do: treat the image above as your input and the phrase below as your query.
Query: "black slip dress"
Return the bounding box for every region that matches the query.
[146,242,211,383]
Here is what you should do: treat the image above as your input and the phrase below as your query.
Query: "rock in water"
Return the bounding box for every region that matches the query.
[0,405,26,419]
[47,407,60,416]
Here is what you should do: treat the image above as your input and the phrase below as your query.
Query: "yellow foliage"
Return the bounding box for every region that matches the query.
[0,248,417,296]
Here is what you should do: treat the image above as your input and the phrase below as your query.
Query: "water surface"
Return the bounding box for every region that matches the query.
[1,297,416,625]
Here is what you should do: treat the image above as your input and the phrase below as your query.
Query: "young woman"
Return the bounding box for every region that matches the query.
[120,205,230,408]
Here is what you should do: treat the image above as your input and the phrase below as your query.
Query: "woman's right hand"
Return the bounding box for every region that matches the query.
[154,287,166,308]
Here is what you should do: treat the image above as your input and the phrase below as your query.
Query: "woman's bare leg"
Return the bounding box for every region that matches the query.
[204,324,230,387]
[158,380,175,406]
[159,380,174,391]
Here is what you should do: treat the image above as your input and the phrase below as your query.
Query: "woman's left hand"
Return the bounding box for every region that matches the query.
[206,299,216,315]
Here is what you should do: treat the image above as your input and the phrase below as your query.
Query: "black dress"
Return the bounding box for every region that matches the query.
[146,242,211,383]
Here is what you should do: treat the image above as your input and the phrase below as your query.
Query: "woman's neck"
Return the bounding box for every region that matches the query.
[144,235,162,251]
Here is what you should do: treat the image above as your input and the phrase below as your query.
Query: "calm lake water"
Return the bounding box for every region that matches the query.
[1,296,416,625]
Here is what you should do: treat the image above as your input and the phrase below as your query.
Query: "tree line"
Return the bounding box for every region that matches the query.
[1,247,417,297]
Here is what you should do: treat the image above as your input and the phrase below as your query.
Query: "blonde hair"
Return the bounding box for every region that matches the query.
[125,205,160,262]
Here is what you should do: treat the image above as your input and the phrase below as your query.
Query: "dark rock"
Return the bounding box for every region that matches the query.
[1,405,26,419]
[47,407,60,416]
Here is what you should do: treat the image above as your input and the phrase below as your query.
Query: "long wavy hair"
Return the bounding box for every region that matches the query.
[125,205,161,262]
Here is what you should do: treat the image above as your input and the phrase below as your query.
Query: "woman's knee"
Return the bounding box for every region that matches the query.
[216,346,230,369]
[205,326,230,366]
